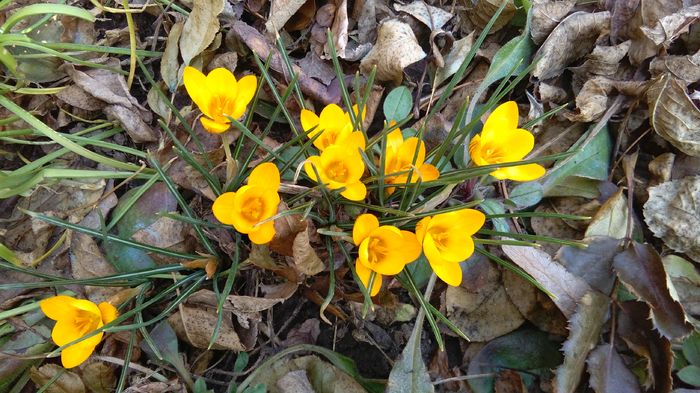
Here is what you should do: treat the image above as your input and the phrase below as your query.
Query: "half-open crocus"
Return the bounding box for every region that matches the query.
[304,140,367,201]
[300,104,366,151]
[183,66,257,134]
[415,209,485,286]
[212,162,280,244]
[352,214,422,295]
[468,101,546,181]
[383,126,439,194]
[40,295,118,368]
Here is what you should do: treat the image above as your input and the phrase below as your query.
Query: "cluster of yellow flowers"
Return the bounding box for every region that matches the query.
[40,67,546,369]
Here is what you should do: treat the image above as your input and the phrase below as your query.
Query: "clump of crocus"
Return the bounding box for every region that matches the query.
[213,162,280,244]
[383,124,439,194]
[415,209,485,286]
[40,295,119,368]
[183,66,257,134]
[304,139,367,201]
[468,101,546,181]
[352,214,421,295]
[300,104,365,151]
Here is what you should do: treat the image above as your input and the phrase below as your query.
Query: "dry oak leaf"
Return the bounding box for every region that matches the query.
[644,176,700,262]
[648,74,700,157]
[360,19,427,84]
[532,11,611,80]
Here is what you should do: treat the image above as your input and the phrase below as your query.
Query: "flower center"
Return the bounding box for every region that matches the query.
[327,161,349,182]
[367,237,388,266]
[74,310,99,335]
[432,232,450,249]
[242,197,265,222]
[483,144,506,163]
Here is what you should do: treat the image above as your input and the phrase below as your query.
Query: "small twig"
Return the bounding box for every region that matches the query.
[94,355,169,382]
[432,373,495,385]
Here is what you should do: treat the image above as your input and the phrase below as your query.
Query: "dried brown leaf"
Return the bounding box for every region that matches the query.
[29,364,85,393]
[532,11,611,80]
[501,245,591,318]
[266,0,309,34]
[360,19,427,84]
[572,41,631,77]
[168,305,245,350]
[554,291,609,393]
[640,5,700,46]
[469,0,517,33]
[292,227,324,275]
[531,0,576,45]
[648,74,700,156]
[249,355,367,393]
[80,362,116,393]
[179,0,224,65]
[627,0,683,65]
[644,176,700,261]
[612,242,693,339]
[586,344,642,393]
[161,21,183,92]
[395,1,453,31]
[557,237,620,294]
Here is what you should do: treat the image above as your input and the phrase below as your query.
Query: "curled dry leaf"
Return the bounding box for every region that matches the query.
[503,268,568,335]
[394,1,453,31]
[572,41,631,78]
[29,364,85,393]
[640,5,700,47]
[608,0,640,43]
[586,344,642,393]
[532,11,611,80]
[468,0,517,33]
[161,20,183,92]
[644,176,700,261]
[554,291,609,393]
[434,33,474,86]
[292,226,325,276]
[648,74,700,157]
[501,245,591,318]
[557,237,620,294]
[266,0,309,34]
[179,0,224,65]
[613,242,693,340]
[626,0,683,65]
[530,0,576,44]
[360,19,427,84]
[650,49,700,84]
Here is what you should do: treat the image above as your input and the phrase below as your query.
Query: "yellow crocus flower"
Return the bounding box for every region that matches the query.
[40,295,118,368]
[468,101,546,181]
[212,162,281,244]
[183,66,257,134]
[300,104,366,151]
[352,214,422,296]
[304,139,367,201]
[383,125,439,194]
[415,209,485,286]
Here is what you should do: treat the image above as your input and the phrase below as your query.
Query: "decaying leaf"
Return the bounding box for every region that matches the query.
[360,19,427,84]
[586,344,642,393]
[179,0,225,65]
[445,256,525,341]
[503,269,568,336]
[161,20,184,92]
[532,11,611,80]
[81,362,116,393]
[572,41,631,77]
[627,0,683,65]
[468,0,517,33]
[386,310,434,393]
[266,0,309,34]
[291,226,324,275]
[644,176,700,261]
[648,74,700,157]
[434,33,474,85]
[663,255,700,317]
[247,355,367,393]
[502,245,591,318]
[584,189,633,240]
[394,1,453,31]
[617,301,673,392]
[531,0,577,44]
[640,5,700,47]
[557,237,620,294]
[30,364,86,393]
[650,49,700,84]
[612,242,693,339]
[554,291,609,393]
[168,305,246,350]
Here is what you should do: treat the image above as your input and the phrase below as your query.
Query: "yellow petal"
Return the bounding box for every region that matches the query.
[40,295,80,321]
[397,137,426,168]
[491,128,535,162]
[423,234,462,284]
[318,104,347,134]
[353,214,379,246]
[438,209,485,235]
[183,66,212,118]
[52,319,86,346]
[482,101,519,143]
[399,230,422,263]
[358,237,371,269]
[98,302,118,325]
[204,68,238,105]
[386,129,404,154]
[249,220,276,244]
[491,163,546,181]
[300,109,320,133]
[468,134,490,166]
[231,74,257,119]
[431,258,463,287]
[212,192,237,225]
[414,217,431,245]
[303,155,324,183]
[356,260,381,296]
[60,331,104,368]
[200,117,231,134]
[340,181,366,201]
[371,227,409,276]
[437,231,474,262]
[417,163,440,182]
[249,162,280,191]
[231,186,280,233]
[346,131,366,152]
